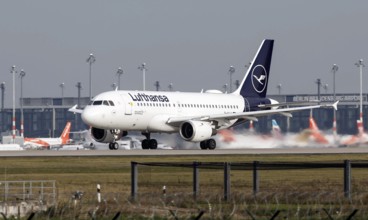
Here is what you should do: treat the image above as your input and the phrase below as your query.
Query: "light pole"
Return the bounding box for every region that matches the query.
[11,66,17,143]
[323,84,328,94]
[138,63,147,91]
[1,82,5,111]
[234,80,240,90]
[59,83,65,99]
[111,83,117,90]
[223,84,228,93]
[19,69,26,138]
[154,81,160,91]
[168,83,173,91]
[86,53,96,100]
[116,67,123,89]
[315,78,321,103]
[331,64,338,141]
[355,59,365,123]
[277,84,282,95]
[76,82,82,109]
[228,66,235,93]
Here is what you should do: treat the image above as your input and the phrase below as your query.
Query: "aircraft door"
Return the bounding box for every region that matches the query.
[121,95,133,115]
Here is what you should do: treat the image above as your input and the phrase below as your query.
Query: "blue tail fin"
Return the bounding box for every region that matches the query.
[233,39,274,98]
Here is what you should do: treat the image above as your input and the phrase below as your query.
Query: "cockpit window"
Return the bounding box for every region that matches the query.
[90,100,115,106]
[88,100,94,105]
[93,100,103,105]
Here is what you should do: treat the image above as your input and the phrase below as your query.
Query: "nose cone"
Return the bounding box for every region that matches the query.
[82,107,103,127]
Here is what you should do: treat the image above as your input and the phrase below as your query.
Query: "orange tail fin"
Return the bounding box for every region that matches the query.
[60,122,71,144]
[309,117,329,144]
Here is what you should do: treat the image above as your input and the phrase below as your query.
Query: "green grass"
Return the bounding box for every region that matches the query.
[1,153,368,219]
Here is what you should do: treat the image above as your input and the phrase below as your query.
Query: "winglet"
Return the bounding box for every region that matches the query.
[68,105,83,114]
[332,101,339,111]
[321,101,339,111]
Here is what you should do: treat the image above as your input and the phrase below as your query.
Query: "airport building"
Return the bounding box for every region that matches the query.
[0,93,367,141]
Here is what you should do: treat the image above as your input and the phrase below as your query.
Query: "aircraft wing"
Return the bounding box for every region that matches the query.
[167,101,338,125]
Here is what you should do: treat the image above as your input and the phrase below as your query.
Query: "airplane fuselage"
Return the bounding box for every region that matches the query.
[82,90,253,133]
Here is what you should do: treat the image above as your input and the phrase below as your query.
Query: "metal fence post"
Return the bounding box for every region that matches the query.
[344,160,351,198]
[131,161,138,201]
[193,161,199,199]
[253,161,259,195]
[224,162,231,201]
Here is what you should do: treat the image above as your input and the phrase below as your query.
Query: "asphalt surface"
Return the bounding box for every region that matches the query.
[1,147,368,157]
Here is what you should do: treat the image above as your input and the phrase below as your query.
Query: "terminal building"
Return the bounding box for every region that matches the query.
[0,93,367,141]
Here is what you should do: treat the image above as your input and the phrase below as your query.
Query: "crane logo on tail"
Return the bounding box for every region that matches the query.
[251,65,268,93]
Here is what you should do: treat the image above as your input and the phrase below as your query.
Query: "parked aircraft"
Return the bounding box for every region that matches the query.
[70,39,338,150]
[340,120,368,146]
[23,122,71,149]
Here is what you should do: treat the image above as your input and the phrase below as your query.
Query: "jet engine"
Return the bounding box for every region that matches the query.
[91,127,126,143]
[179,121,214,142]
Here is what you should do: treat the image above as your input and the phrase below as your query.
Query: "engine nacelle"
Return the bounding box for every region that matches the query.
[180,121,214,142]
[91,127,126,143]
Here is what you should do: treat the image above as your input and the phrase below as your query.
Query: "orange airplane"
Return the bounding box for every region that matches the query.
[23,122,71,149]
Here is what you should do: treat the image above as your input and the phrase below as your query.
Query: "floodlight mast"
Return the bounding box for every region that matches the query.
[86,53,96,100]
[116,67,124,90]
[228,66,235,93]
[355,59,365,123]
[111,83,117,90]
[168,83,173,91]
[154,81,160,91]
[0,82,5,111]
[138,63,147,91]
[19,69,26,137]
[323,84,328,93]
[331,64,339,140]
[59,83,65,99]
[11,66,17,143]
[277,84,282,95]
[223,84,228,93]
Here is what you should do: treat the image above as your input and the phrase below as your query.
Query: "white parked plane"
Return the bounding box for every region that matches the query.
[70,39,338,150]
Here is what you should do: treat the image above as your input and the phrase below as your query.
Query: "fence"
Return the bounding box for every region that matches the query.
[131,160,368,201]
[0,180,56,205]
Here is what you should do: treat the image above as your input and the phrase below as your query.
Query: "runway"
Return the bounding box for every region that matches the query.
[1,147,368,157]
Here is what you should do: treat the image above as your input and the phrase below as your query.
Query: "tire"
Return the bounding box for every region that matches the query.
[200,141,207,150]
[149,139,158,149]
[108,143,113,150]
[142,139,149,149]
[207,139,216,150]
[113,142,119,150]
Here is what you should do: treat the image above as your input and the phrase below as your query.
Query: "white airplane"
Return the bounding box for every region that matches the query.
[23,122,71,149]
[70,39,338,150]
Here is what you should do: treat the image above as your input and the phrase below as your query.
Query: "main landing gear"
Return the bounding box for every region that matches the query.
[200,138,216,150]
[141,132,158,150]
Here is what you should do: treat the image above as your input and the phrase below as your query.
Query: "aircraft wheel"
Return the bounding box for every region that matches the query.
[149,139,158,149]
[207,139,216,150]
[113,142,119,150]
[200,141,207,150]
[108,143,113,150]
[142,139,149,149]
